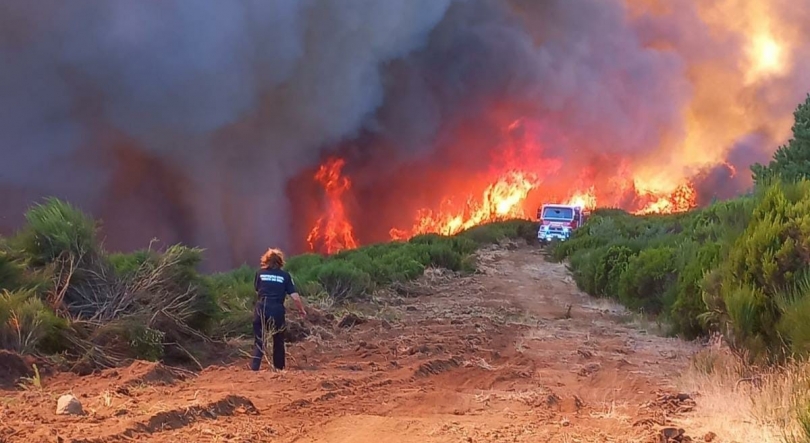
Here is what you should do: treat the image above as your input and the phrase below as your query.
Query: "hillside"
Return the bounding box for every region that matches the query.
[1,94,809,442]
[3,244,724,443]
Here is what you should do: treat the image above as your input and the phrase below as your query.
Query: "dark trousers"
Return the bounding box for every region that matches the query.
[251,303,286,370]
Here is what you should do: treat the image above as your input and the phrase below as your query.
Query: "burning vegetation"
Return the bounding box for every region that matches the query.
[305,118,702,255]
[306,158,358,255]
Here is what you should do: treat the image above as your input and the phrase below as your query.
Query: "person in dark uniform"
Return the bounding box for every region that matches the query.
[251,248,306,371]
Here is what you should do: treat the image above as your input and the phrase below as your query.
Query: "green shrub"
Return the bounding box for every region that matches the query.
[0,250,24,291]
[317,233,479,296]
[687,197,756,244]
[550,211,671,262]
[91,318,165,361]
[409,233,445,245]
[374,249,427,282]
[7,199,107,320]
[315,260,373,301]
[593,245,635,299]
[125,245,218,332]
[331,247,419,285]
[415,235,478,257]
[722,285,776,359]
[567,247,604,295]
[205,265,257,337]
[212,309,254,338]
[724,182,810,292]
[109,250,155,278]
[554,94,810,361]
[704,181,810,358]
[669,241,721,339]
[0,289,67,354]
[551,233,604,262]
[426,243,464,271]
[208,265,255,304]
[286,253,325,285]
[12,198,99,267]
[128,325,166,362]
[458,219,537,244]
[296,280,328,300]
[618,246,677,314]
[776,275,810,357]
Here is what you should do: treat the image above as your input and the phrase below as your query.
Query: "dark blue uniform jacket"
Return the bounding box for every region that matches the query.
[254,268,296,312]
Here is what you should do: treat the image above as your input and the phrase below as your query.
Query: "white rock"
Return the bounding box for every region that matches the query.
[56,394,83,415]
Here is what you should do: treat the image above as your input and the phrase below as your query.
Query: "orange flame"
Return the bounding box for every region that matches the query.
[633,183,697,215]
[723,161,738,178]
[307,116,704,251]
[567,187,597,210]
[307,158,358,254]
[391,170,539,239]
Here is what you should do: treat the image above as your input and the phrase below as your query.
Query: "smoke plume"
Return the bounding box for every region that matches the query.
[1,0,808,269]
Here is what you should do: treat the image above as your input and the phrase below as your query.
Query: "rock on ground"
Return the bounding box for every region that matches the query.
[56,395,83,416]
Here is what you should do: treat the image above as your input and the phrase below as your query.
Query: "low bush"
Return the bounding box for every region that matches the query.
[109,250,154,278]
[702,180,810,360]
[617,246,677,314]
[458,219,538,245]
[0,250,24,291]
[280,223,514,304]
[11,198,99,268]
[594,244,635,299]
[313,260,373,302]
[425,242,464,271]
[669,241,721,339]
[567,247,604,295]
[87,318,165,362]
[207,265,256,309]
[285,253,326,284]
[552,181,797,342]
[556,177,810,360]
[205,264,258,337]
[0,289,67,354]
[777,276,810,357]
[0,196,536,367]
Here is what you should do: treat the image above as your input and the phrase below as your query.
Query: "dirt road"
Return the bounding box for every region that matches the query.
[1,246,702,443]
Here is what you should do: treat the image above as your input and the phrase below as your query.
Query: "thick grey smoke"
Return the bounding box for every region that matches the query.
[344,0,692,236]
[1,0,808,269]
[368,0,690,163]
[0,0,451,269]
[692,133,772,204]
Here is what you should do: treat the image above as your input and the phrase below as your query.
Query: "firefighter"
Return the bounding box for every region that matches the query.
[251,248,306,371]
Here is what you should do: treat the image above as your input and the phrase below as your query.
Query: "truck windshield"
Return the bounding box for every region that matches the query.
[542,206,574,220]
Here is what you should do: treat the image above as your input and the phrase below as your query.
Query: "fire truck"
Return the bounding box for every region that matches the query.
[536,204,589,244]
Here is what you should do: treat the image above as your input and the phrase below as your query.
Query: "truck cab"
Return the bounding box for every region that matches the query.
[536,204,588,244]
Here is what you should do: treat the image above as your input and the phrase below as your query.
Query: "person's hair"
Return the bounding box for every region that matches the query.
[260,248,285,270]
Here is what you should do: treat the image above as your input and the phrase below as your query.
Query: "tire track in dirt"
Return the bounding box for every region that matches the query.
[0,245,701,443]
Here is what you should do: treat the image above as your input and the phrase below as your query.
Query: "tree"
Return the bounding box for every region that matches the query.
[752,94,810,185]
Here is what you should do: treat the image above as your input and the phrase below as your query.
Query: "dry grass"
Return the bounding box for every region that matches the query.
[588,401,633,424]
[580,297,666,336]
[473,389,547,407]
[464,357,498,371]
[675,337,810,443]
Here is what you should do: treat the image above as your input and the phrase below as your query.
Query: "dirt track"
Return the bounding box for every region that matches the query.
[0,246,702,443]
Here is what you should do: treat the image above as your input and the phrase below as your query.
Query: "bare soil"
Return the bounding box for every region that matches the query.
[0,246,704,443]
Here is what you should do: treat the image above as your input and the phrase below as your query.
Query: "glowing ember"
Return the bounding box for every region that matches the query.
[391,170,539,239]
[633,183,697,215]
[307,158,358,254]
